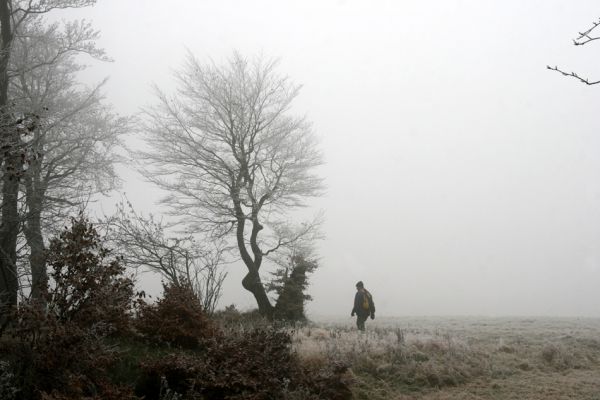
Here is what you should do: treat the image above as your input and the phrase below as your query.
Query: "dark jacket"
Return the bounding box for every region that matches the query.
[352,288,375,316]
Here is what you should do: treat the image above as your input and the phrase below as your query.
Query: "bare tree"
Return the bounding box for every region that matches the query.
[140,52,324,317]
[548,17,600,85]
[0,0,98,310]
[9,16,124,301]
[105,199,227,314]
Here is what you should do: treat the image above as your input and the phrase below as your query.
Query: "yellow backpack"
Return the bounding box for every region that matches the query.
[362,290,371,310]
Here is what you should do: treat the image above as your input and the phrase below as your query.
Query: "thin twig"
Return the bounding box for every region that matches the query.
[546,65,600,85]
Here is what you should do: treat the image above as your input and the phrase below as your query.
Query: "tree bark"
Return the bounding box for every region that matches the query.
[0,172,19,308]
[0,0,11,107]
[241,269,273,318]
[24,173,47,302]
[0,0,19,310]
[25,219,46,301]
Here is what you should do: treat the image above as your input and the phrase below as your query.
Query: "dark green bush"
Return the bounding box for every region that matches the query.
[267,254,317,323]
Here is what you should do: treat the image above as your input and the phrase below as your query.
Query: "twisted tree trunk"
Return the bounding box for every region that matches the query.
[234,198,274,318]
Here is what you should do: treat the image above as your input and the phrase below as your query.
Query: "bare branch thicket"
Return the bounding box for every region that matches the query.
[7,15,126,301]
[0,0,102,310]
[547,17,600,85]
[262,211,324,258]
[103,199,228,314]
[9,0,97,33]
[139,52,324,317]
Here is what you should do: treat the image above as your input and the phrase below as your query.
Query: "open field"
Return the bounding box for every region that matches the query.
[294,317,600,399]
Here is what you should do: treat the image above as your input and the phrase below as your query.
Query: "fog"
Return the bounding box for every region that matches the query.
[54,0,600,317]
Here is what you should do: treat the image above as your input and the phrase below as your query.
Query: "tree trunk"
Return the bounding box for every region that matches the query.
[0,0,11,106]
[234,199,274,318]
[26,224,46,301]
[23,184,46,302]
[0,0,18,311]
[0,171,18,308]
[241,269,273,318]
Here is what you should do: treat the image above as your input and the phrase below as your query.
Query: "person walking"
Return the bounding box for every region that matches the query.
[351,281,375,331]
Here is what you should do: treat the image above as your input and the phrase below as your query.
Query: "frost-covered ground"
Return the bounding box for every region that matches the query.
[294,316,600,399]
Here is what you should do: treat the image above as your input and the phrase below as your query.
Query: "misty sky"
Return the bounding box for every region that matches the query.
[53,0,600,317]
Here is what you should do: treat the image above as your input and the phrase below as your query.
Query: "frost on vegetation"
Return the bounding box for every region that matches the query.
[292,317,600,395]
[293,324,484,390]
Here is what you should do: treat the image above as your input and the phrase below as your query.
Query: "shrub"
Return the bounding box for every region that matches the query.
[137,327,352,400]
[541,343,559,363]
[293,361,354,400]
[4,299,137,400]
[540,343,577,370]
[267,254,317,323]
[134,283,215,349]
[212,305,269,333]
[137,328,293,399]
[0,217,137,400]
[1,216,352,400]
[46,216,135,335]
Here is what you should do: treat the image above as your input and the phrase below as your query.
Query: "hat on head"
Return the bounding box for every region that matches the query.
[355,281,364,288]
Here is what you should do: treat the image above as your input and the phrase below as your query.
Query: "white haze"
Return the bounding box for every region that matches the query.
[52,0,600,317]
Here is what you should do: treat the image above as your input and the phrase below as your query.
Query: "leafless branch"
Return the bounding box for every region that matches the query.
[548,17,600,85]
[546,65,600,85]
[574,17,600,46]
[103,198,228,313]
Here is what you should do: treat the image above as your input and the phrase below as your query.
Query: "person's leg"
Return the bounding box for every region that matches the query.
[357,314,367,331]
